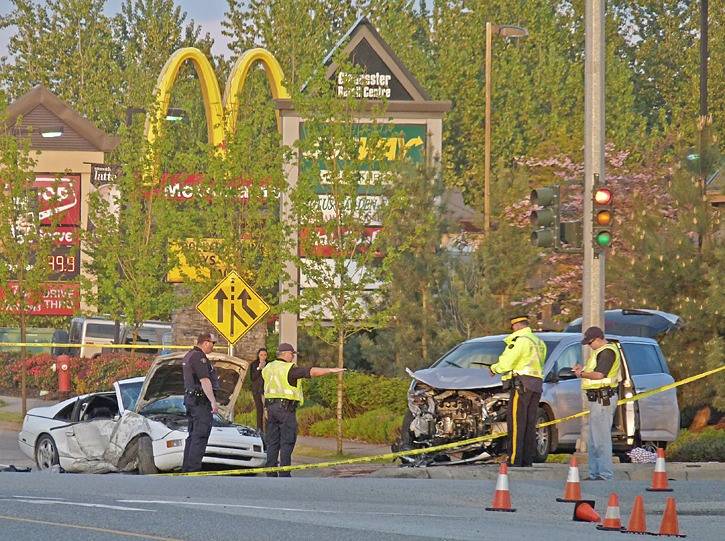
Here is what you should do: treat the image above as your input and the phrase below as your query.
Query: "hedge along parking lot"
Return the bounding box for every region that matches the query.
[234,372,409,444]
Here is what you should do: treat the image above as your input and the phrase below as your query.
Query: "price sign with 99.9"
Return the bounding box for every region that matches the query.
[48,247,79,280]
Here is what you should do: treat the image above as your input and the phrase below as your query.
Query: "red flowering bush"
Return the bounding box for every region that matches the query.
[0,353,20,389]
[0,352,153,395]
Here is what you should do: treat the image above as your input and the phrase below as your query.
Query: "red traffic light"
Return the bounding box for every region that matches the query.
[594,188,612,205]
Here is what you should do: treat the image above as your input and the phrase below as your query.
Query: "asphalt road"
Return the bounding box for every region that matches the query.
[0,473,723,540]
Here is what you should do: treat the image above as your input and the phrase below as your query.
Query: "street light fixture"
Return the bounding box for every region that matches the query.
[484,22,528,233]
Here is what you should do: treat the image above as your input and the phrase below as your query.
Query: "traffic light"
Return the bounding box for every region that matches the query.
[530,186,559,248]
[592,186,613,252]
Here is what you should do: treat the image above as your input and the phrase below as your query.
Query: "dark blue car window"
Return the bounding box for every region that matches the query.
[433,338,559,370]
[621,343,665,375]
[432,342,506,369]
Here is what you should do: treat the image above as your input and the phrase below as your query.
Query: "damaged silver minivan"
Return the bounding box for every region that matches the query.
[398,333,679,465]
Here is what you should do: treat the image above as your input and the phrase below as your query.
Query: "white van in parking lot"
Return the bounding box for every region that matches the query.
[68,317,171,358]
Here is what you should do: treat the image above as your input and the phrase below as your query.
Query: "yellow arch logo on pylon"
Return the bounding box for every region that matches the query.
[145,47,289,148]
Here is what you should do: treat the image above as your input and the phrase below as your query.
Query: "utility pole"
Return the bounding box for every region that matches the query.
[484,22,493,234]
[582,0,606,333]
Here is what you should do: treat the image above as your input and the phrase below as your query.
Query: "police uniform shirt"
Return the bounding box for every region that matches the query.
[286,366,311,386]
[183,346,213,391]
[593,348,616,376]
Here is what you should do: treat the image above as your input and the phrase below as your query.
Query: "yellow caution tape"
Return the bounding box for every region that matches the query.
[162,364,725,477]
[0,342,223,351]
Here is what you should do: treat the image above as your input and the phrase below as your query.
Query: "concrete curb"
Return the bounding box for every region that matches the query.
[369,462,725,481]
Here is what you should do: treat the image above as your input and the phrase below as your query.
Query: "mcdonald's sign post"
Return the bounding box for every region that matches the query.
[274,17,450,348]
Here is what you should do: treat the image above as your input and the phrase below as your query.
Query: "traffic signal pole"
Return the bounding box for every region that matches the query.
[582,0,606,332]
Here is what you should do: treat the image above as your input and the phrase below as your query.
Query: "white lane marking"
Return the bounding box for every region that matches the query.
[118,499,465,519]
[0,498,154,512]
[12,495,65,500]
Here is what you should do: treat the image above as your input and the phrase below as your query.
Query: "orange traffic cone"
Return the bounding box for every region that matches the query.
[556,455,583,502]
[596,493,624,531]
[572,500,601,523]
[485,463,516,512]
[656,497,686,537]
[647,448,673,492]
[623,495,650,535]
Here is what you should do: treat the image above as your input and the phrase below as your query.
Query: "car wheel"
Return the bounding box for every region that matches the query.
[137,435,158,475]
[35,434,59,471]
[533,408,551,463]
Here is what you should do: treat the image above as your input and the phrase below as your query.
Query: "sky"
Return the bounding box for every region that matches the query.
[0,0,234,60]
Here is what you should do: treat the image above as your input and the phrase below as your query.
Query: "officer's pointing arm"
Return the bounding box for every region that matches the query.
[309,367,346,377]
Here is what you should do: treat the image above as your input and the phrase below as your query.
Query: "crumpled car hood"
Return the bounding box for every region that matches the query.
[134,352,248,421]
[408,367,502,390]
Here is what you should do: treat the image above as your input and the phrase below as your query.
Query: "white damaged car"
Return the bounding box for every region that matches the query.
[18,352,266,473]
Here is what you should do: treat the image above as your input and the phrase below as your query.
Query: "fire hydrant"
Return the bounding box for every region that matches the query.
[57,354,71,398]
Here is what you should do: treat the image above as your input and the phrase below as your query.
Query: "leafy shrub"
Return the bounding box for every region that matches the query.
[303,372,409,416]
[297,405,334,435]
[668,428,725,462]
[0,353,20,389]
[234,411,257,427]
[309,408,404,444]
[233,388,256,416]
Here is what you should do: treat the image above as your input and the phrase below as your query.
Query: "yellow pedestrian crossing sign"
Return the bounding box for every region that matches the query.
[196,271,270,344]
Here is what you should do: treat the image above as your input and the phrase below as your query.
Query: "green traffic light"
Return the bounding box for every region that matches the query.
[595,231,612,247]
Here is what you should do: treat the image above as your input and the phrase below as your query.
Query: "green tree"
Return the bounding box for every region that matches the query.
[223,0,356,90]
[0,0,121,131]
[82,118,180,339]
[290,63,425,452]
[610,165,723,411]
[0,107,59,414]
[113,0,217,116]
[173,67,290,319]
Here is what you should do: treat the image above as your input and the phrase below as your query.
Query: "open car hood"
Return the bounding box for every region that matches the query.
[408,367,502,390]
[134,352,249,422]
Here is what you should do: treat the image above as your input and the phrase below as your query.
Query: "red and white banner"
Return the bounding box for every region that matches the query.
[0,282,80,316]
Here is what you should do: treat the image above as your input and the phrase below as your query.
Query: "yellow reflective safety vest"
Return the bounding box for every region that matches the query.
[262,360,304,404]
[491,327,546,381]
[581,343,621,390]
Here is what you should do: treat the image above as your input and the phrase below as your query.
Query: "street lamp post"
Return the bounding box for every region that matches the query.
[484,23,528,233]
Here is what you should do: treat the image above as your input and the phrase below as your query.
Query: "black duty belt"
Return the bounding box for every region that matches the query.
[266,398,299,410]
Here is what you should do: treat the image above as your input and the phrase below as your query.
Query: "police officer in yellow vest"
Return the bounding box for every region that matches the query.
[490,316,546,467]
[573,326,621,480]
[263,342,345,477]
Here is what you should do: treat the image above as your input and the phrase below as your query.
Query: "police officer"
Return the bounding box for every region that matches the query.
[263,342,345,477]
[181,332,220,472]
[573,326,621,480]
[490,316,547,467]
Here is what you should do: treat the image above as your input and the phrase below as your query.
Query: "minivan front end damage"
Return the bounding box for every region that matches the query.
[399,369,509,465]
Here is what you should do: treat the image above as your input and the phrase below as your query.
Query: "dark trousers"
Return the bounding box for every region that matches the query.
[182,399,212,472]
[265,402,297,477]
[253,392,265,432]
[507,386,541,467]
